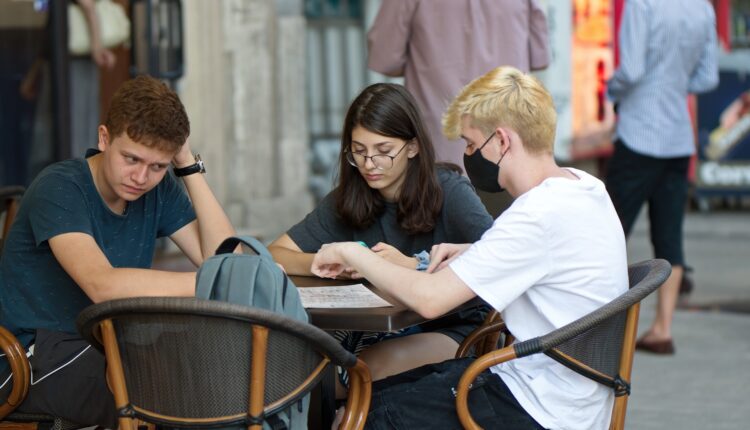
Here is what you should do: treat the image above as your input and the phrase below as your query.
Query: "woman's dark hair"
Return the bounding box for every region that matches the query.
[334,83,443,234]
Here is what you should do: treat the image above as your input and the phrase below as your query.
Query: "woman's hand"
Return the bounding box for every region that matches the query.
[426,243,471,273]
[371,242,418,270]
[311,243,352,279]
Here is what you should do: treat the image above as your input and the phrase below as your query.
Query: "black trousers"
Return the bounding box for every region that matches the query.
[606,139,690,266]
[0,330,117,428]
[364,358,546,430]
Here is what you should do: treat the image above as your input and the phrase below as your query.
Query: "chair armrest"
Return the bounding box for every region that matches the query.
[339,358,372,430]
[455,345,518,430]
[455,310,509,359]
[455,321,508,359]
[0,327,31,419]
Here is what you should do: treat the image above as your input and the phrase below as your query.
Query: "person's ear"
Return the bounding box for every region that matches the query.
[97,125,110,152]
[495,127,511,153]
[407,139,419,158]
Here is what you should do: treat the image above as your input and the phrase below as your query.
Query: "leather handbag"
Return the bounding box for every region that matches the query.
[68,0,130,55]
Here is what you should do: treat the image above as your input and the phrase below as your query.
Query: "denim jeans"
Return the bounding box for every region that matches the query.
[365,358,546,430]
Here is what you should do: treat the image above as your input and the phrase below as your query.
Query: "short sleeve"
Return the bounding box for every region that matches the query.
[156,173,196,238]
[449,204,548,312]
[27,175,94,246]
[286,192,353,253]
[440,172,493,243]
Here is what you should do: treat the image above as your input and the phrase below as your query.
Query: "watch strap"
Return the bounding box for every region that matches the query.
[174,154,205,177]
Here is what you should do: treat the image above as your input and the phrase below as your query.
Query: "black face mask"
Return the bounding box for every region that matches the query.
[464,150,503,193]
[463,134,506,193]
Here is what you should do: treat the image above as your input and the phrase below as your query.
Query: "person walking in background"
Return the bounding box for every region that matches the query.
[70,0,118,158]
[606,0,718,355]
[367,0,550,173]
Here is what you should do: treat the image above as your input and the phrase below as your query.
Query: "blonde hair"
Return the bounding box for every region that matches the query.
[442,66,557,154]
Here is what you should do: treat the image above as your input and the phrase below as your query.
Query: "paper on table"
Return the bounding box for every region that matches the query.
[298,283,393,309]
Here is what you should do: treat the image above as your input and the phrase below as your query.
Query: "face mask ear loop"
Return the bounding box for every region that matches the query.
[496,139,507,166]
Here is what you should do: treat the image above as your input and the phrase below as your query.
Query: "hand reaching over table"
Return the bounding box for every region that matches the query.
[426,243,471,273]
[311,242,352,279]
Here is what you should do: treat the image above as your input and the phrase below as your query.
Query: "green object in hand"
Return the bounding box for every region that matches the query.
[356,241,368,248]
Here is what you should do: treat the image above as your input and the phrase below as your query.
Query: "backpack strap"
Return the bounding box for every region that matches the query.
[214,236,272,258]
[194,258,223,299]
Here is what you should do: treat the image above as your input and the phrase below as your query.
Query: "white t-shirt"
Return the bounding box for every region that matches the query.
[450,168,628,430]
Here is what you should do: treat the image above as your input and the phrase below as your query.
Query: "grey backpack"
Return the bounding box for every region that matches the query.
[195,236,309,430]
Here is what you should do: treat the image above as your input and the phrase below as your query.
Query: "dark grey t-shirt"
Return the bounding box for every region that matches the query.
[288,169,493,256]
[0,157,196,347]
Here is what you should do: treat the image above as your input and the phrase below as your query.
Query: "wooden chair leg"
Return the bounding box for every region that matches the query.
[609,303,641,430]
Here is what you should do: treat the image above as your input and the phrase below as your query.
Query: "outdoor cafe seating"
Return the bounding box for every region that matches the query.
[75,296,372,430]
[0,188,670,430]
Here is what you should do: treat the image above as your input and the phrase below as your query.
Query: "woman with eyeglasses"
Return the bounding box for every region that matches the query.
[268,83,493,387]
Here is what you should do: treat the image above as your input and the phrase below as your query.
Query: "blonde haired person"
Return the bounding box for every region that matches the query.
[311,67,628,430]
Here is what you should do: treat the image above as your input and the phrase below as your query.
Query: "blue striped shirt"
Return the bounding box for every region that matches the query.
[607,0,719,158]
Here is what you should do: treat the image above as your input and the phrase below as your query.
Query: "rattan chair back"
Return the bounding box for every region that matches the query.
[77,296,371,430]
[456,259,671,430]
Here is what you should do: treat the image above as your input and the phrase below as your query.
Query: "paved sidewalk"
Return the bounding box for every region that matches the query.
[625,210,750,429]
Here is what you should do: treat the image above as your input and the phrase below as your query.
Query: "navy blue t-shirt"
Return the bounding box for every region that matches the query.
[0,157,196,348]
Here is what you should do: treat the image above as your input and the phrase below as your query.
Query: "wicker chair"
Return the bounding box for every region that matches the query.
[455,259,671,430]
[76,296,372,430]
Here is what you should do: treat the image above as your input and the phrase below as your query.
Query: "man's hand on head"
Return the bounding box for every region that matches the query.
[173,140,195,168]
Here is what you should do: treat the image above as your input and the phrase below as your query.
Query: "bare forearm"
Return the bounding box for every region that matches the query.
[77,0,103,49]
[339,245,447,318]
[83,268,196,303]
[268,246,315,276]
[181,173,235,259]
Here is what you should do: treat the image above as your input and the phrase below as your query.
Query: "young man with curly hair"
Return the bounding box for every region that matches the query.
[0,76,235,426]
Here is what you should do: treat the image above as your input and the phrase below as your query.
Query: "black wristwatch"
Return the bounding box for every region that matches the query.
[174,154,206,177]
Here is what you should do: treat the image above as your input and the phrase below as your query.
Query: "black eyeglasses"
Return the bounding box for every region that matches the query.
[345,143,409,171]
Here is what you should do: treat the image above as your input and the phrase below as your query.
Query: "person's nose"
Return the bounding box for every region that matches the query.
[132,165,149,185]
[363,155,378,170]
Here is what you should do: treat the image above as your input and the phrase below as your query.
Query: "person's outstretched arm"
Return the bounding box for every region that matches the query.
[49,232,196,303]
[312,242,476,318]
